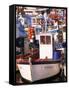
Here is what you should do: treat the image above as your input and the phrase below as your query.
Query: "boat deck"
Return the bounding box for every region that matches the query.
[16,58,61,64]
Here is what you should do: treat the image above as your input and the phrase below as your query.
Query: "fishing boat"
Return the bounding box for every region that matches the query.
[17,33,61,82]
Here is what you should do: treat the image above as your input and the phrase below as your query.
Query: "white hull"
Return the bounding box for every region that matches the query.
[17,63,60,82]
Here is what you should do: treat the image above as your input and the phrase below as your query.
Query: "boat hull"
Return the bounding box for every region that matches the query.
[17,62,60,82]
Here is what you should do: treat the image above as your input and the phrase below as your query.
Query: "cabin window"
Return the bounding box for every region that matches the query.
[40,36,45,44]
[40,35,51,44]
[46,36,51,44]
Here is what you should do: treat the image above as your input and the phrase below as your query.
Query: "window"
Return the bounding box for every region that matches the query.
[40,36,45,44]
[40,35,51,44]
[46,36,51,44]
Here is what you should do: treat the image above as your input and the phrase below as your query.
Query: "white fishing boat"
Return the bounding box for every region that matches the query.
[17,33,61,82]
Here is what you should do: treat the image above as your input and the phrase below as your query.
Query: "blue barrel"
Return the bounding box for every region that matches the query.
[53,50,61,60]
